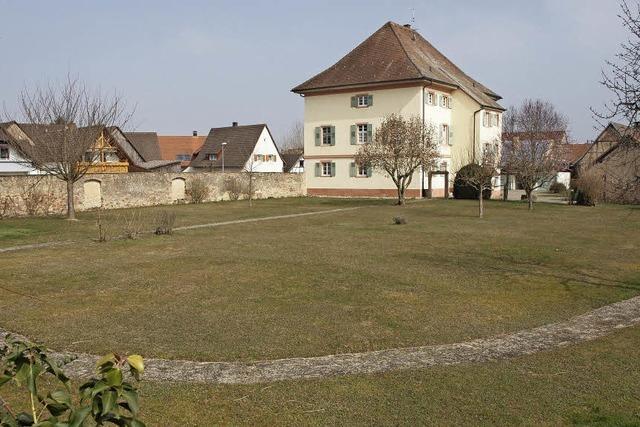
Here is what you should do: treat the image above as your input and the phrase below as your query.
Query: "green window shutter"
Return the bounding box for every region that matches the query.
[350,125,356,145]
[366,165,373,177]
[367,124,373,142]
[330,126,336,146]
[315,127,321,146]
[351,96,357,108]
[449,129,454,146]
[349,162,356,177]
[367,95,373,106]
[315,162,320,177]
[331,162,336,177]
[448,97,453,109]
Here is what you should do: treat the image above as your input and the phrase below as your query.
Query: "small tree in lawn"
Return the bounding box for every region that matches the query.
[502,99,568,210]
[455,144,499,218]
[356,114,438,205]
[4,76,132,219]
[242,149,258,207]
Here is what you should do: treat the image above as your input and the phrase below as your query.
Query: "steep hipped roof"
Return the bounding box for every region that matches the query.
[292,21,504,110]
[190,124,270,169]
[125,132,162,161]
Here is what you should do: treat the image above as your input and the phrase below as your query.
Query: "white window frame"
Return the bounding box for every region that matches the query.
[356,163,369,177]
[321,161,332,177]
[321,126,333,145]
[427,92,435,105]
[356,95,369,107]
[208,153,217,161]
[357,124,369,144]
[441,124,450,145]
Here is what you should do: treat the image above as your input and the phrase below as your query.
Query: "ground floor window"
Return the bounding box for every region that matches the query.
[357,163,368,177]
[321,161,332,176]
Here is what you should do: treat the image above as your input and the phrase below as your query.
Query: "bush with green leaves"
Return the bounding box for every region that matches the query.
[0,336,145,426]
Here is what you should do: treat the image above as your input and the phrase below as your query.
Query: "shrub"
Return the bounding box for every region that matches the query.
[0,335,145,426]
[393,216,407,225]
[118,210,144,239]
[0,195,17,219]
[453,164,492,200]
[549,182,567,194]
[21,187,57,216]
[223,176,245,201]
[155,210,176,235]
[187,177,209,204]
[575,170,604,206]
[520,193,537,202]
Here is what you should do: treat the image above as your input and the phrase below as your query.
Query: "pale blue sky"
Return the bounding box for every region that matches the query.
[0,0,626,142]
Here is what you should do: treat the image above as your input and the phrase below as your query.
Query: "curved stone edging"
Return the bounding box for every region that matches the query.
[2,296,640,384]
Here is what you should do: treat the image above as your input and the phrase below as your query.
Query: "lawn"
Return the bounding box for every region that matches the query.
[2,197,640,425]
[1,198,638,363]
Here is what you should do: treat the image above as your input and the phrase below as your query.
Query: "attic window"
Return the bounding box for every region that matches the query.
[357,95,369,107]
[0,143,9,160]
[208,153,217,161]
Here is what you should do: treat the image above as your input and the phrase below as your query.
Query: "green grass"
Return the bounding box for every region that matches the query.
[0,199,638,362]
[5,327,640,425]
[2,198,640,425]
[132,326,640,426]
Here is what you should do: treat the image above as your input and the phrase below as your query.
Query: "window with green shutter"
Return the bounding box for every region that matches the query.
[350,125,357,145]
[367,124,373,142]
[351,96,357,108]
[354,94,372,108]
[320,126,334,146]
[349,162,356,177]
[367,95,373,106]
[315,162,321,177]
[330,126,336,146]
[315,127,321,146]
[330,162,336,177]
[366,165,373,177]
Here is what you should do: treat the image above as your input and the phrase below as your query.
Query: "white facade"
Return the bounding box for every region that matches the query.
[0,142,39,175]
[244,127,284,173]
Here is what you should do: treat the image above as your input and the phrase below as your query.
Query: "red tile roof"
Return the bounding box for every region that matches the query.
[157,135,205,167]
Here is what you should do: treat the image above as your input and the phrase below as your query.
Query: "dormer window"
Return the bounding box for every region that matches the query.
[208,153,217,161]
[351,95,373,108]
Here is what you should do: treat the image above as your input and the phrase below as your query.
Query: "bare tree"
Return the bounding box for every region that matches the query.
[355,114,439,205]
[592,0,640,198]
[502,99,568,210]
[242,150,258,207]
[455,144,500,218]
[3,76,132,219]
[279,120,304,151]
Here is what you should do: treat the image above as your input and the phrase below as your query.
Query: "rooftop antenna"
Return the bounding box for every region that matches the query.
[409,7,418,40]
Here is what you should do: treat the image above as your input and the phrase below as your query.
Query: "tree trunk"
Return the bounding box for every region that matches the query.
[66,179,76,220]
[478,189,484,218]
[396,184,405,206]
[526,189,534,210]
[503,175,509,201]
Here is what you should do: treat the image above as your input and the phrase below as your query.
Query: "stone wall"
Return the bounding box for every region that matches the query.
[0,172,306,217]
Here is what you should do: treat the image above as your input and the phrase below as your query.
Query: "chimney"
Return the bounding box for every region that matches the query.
[232,121,238,127]
[192,130,198,137]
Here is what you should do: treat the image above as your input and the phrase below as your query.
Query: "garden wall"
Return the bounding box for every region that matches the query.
[0,172,306,217]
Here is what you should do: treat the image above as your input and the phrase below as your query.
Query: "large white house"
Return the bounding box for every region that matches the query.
[292,21,504,198]
[187,123,284,172]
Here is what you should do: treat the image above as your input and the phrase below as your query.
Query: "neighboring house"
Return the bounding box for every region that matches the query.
[291,21,504,198]
[0,126,39,175]
[0,122,181,175]
[158,132,205,168]
[187,122,284,172]
[281,150,304,173]
[575,122,640,203]
[126,131,205,169]
[501,131,574,190]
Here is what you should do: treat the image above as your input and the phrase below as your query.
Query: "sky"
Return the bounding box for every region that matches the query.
[0,0,628,142]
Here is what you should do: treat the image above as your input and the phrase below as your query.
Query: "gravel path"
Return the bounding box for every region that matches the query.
[2,296,639,384]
